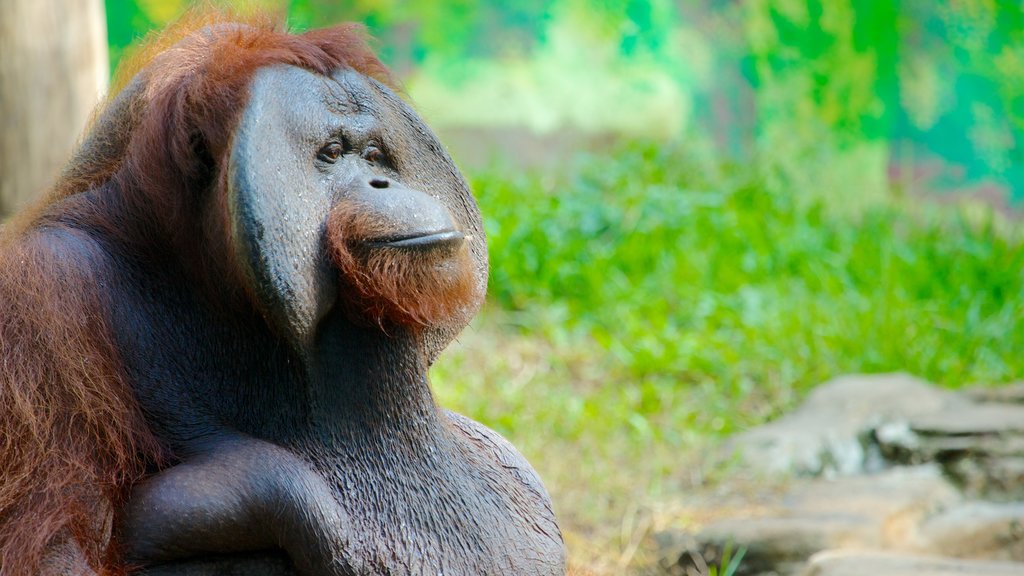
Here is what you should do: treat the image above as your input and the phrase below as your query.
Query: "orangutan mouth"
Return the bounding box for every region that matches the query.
[366,230,465,252]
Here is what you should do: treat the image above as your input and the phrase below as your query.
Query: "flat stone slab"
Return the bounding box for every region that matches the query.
[726,374,966,477]
[802,550,1024,576]
[777,465,959,521]
[696,517,874,575]
[876,403,1024,499]
[967,382,1024,404]
[664,467,960,575]
[910,404,1024,436]
[917,501,1024,561]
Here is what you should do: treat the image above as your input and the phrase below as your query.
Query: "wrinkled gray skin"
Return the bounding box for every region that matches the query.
[108,66,565,575]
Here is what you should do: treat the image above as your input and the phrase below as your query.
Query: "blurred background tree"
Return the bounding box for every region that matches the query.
[1,0,108,215]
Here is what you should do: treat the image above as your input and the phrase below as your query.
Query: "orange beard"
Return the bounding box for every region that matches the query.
[325,201,479,330]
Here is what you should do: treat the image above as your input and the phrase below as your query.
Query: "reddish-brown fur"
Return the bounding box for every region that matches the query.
[0,236,163,575]
[0,11,395,575]
[326,201,478,329]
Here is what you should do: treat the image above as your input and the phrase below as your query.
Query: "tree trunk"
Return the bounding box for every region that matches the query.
[0,0,108,216]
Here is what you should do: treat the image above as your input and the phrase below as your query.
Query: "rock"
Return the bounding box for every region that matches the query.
[657,375,1024,576]
[801,549,1024,576]
[910,404,1024,436]
[776,465,958,520]
[661,466,959,576]
[726,374,965,477]
[695,516,872,576]
[916,501,1024,561]
[945,456,1024,501]
[654,531,702,576]
[875,403,1024,499]
[983,458,1024,498]
[966,382,1024,404]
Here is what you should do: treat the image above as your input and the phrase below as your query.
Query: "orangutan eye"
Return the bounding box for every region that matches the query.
[362,146,386,165]
[317,141,344,163]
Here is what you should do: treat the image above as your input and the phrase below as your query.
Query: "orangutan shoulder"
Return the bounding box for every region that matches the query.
[443,410,555,503]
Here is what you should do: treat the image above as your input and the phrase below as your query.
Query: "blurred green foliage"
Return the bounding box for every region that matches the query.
[106,0,1024,200]
[429,142,1023,566]
[450,141,1022,432]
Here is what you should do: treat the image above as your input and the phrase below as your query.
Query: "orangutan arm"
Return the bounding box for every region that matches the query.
[118,435,355,576]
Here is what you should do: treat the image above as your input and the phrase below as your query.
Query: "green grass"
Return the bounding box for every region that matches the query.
[428,140,1024,572]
